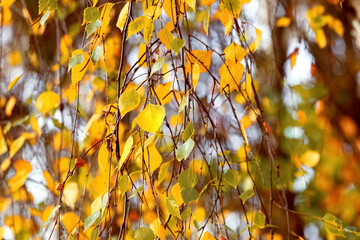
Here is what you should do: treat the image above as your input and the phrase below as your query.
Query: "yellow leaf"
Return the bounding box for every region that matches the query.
[0,197,10,212]
[64,82,78,103]
[5,96,16,117]
[36,91,60,114]
[119,87,141,117]
[0,227,5,239]
[219,60,244,93]
[62,182,79,209]
[91,194,102,214]
[61,212,79,233]
[1,158,10,172]
[136,104,166,133]
[185,50,213,74]
[8,50,22,66]
[127,16,147,39]
[163,0,184,23]
[8,75,22,91]
[83,113,102,139]
[276,17,291,27]
[315,28,327,48]
[300,150,320,167]
[150,218,165,240]
[247,27,262,53]
[191,63,200,89]
[200,0,216,6]
[29,116,41,136]
[186,0,196,10]
[224,42,246,61]
[215,4,234,36]
[144,17,154,45]
[194,207,206,222]
[43,170,56,193]
[9,134,27,158]
[158,25,175,51]
[8,160,32,192]
[41,205,55,222]
[288,48,298,69]
[240,118,248,146]
[0,0,15,7]
[119,135,133,168]
[201,231,217,240]
[153,82,172,105]
[116,2,129,31]
[0,127,7,156]
[71,49,89,84]
[99,3,114,37]
[171,183,184,206]
[138,43,147,68]
[98,142,110,174]
[328,17,344,36]
[144,145,162,173]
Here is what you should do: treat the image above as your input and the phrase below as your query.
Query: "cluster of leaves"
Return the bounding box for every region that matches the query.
[1,0,360,239]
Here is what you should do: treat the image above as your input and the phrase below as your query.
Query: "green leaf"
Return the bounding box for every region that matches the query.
[40,10,50,26]
[203,7,210,35]
[118,88,141,117]
[166,194,181,218]
[176,138,195,161]
[170,37,185,55]
[127,16,146,39]
[39,0,50,13]
[183,121,194,141]
[84,7,100,23]
[150,56,165,77]
[90,46,101,63]
[240,189,254,204]
[118,175,130,196]
[179,168,197,189]
[181,207,192,220]
[84,210,100,232]
[178,96,187,113]
[194,219,200,231]
[49,0,57,10]
[158,161,170,184]
[254,212,266,229]
[181,187,199,203]
[223,169,240,188]
[43,204,60,227]
[134,227,155,240]
[323,213,345,237]
[68,53,84,71]
[86,19,102,38]
[129,185,144,199]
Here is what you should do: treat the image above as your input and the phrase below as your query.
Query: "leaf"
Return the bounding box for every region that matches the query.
[158,161,170,184]
[240,189,254,204]
[43,170,56,193]
[276,17,291,27]
[8,74,22,91]
[84,210,100,232]
[61,212,79,233]
[84,7,100,23]
[39,0,50,13]
[254,212,266,229]
[181,207,192,220]
[9,134,27,158]
[170,37,186,55]
[247,27,262,53]
[8,159,32,192]
[240,118,248,145]
[98,142,110,174]
[150,56,165,77]
[127,16,146,39]
[86,19,102,38]
[68,53,84,71]
[203,7,210,35]
[90,46,101,63]
[118,88,141,117]
[136,104,166,133]
[224,42,246,61]
[118,174,130,196]
[144,18,154,45]
[315,28,327,48]
[119,136,133,168]
[150,218,165,240]
[134,227,155,240]
[191,63,200,89]
[185,50,213,73]
[40,10,50,26]
[179,168,197,189]
[153,82,172,105]
[71,49,90,84]
[144,145,163,173]
[183,121,194,141]
[116,2,129,31]
[323,213,345,237]
[223,169,240,188]
[43,205,60,227]
[176,138,195,161]
[36,91,60,114]
[129,185,144,199]
[166,194,181,218]
[300,150,320,167]
[158,24,174,51]
[83,113,102,139]
[186,0,196,11]
[223,0,250,17]
[201,231,217,240]
[181,187,199,203]
[99,3,114,37]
